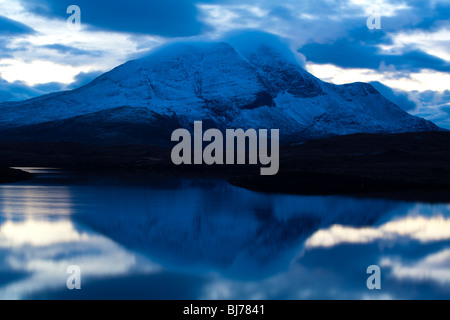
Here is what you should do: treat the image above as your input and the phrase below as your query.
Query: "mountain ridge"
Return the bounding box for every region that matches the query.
[0,39,441,146]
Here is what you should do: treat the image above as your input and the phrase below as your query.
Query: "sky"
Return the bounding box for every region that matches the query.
[0,0,449,128]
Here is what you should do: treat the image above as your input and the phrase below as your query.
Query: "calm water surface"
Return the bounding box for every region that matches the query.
[0,168,449,299]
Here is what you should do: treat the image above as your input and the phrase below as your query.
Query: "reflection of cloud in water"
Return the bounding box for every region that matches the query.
[0,183,161,300]
[299,204,450,296]
[200,265,396,300]
[0,218,161,299]
[0,219,88,247]
[381,249,450,285]
[305,214,450,249]
[0,186,74,219]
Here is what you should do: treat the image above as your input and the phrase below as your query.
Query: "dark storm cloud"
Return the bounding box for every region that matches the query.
[19,0,212,37]
[300,36,450,73]
[0,15,35,35]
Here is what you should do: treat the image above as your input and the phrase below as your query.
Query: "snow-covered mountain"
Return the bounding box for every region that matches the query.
[0,38,440,145]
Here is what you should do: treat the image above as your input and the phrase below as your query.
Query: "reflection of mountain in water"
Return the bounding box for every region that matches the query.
[74,178,406,275]
[3,170,449,299]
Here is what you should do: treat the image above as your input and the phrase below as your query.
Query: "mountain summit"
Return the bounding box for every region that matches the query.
[0,36,439,145]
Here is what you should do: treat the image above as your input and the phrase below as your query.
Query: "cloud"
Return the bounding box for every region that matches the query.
[42,44,103,57]
[0,77,43,101]
[223,29,306,66]
[409,89,450,129]
[0,39,18,59]
[197,1,366,44]
[389,0,450,32]
[369,81,417,111]
[387,28,450,63]
[31,81,65,93]
[0,70,103,102]
[0,15,34,35]
[20,0,210,37]
[300,34,450,73]
[66,70,103,89]
[0,0,165,86]
[0,15,35,59]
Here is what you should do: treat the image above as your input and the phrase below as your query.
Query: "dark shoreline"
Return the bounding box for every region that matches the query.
[0,167,35,183]
[1,131,450,202]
